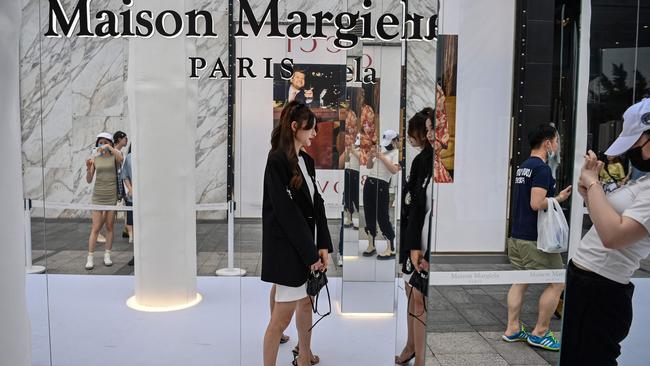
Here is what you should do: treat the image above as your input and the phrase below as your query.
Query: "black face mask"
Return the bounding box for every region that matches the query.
[627,138,650,172]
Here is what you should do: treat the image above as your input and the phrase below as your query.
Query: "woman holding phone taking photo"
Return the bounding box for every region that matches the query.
[561,99,650,365]
[84,132,123,270]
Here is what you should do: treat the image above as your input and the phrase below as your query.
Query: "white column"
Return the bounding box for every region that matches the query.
[126,0,199,309]
[568,0,592,260]
[0,0,32,363]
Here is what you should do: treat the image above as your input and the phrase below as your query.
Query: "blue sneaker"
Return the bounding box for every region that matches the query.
[502,323,529,342]
[527,330,560,351]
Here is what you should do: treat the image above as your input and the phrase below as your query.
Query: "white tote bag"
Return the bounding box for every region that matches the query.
[537,198,569,253]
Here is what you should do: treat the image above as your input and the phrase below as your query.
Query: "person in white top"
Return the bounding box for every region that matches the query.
[362,129,401,259]
[560,98,650,365]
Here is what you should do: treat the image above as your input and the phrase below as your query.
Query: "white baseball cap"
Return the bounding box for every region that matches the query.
[605,98,650,156]
[380,129,399,147]
[96,132,113,142]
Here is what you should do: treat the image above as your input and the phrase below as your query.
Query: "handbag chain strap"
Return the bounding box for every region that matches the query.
[308,281,331,332]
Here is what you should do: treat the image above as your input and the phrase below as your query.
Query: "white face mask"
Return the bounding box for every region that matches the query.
[547,148,556,160]
[547,138,561,178]
[546,136,560,161]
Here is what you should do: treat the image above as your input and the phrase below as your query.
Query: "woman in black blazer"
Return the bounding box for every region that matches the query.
[262,101,333,366]
[396,108,434,366]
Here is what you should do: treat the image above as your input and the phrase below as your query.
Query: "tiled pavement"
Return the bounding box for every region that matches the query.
[27,218,650,366]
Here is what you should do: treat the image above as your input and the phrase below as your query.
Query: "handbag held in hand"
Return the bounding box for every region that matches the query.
[306,270,331,332]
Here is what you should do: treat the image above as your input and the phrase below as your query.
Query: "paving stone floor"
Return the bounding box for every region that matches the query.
[27,218,650,366]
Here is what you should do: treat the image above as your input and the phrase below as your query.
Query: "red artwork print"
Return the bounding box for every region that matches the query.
[359,105,377,166]
[434,84,453,183]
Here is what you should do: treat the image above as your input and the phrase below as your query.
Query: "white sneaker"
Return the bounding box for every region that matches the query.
[85,254,94,270]
[104,251,113,266]
[128,235,133,244]
[97,233,106,243]
[337,256,343,267]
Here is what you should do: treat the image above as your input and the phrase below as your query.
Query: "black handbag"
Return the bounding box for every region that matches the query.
[306,270,327,296]
[407,269,428,326]
[408,269,429,296]
[306,270,331,332]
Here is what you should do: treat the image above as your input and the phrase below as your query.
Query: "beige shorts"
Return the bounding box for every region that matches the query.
[507,237,564,270]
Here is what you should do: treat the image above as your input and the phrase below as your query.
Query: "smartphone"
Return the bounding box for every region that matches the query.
[90,147,102,158]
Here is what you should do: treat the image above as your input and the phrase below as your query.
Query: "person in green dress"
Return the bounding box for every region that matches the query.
[84,132,123,270]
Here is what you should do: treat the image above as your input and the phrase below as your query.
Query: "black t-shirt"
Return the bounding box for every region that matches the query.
[511,157,556,241]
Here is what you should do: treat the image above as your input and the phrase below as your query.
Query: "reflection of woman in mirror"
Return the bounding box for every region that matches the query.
[261,101,333,366]
[343,110,361,229]
[397,108,434,366]
[362,129,401,259]
[84,132,123,270]
[96,130,128,244]
[434,83,453,183]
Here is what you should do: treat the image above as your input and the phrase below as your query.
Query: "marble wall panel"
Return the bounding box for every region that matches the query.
[406,40,436,117]
[21,1,230,218]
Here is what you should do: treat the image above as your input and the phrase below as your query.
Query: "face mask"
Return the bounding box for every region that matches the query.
[547,148,556,160]
[546,137,559,160]
[627,138,650,172]
[546,138,561,178]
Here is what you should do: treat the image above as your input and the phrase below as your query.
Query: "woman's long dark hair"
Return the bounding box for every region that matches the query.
[270,101,317,189]
[408,107,434,152]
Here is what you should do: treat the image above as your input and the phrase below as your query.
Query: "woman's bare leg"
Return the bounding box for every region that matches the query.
[104,211,115,251]
[295,296,314,366]
[270,285,290,343]
[396,282,416,363]
[412,288,427,366]
[88,211,105,253]
[263,300,297,366]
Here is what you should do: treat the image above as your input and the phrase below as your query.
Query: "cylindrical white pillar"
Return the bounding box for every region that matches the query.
[0,0,33,363]
[126,0,199,308]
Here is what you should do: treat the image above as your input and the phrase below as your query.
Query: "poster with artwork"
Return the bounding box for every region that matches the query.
[273,64,347,169]
[435,35,458,183]
[345,82,381,169]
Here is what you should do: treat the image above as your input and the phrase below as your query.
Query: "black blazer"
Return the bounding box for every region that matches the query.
[261,150,333,287]
[399,145,433,267]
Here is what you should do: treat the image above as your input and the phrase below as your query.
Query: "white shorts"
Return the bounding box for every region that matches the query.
[402,272,413,286]
[274,283,307,302]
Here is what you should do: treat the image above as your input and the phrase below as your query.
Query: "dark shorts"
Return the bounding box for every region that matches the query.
[560,261,634,365]
[125,200,133,225]
[507,237,563,270]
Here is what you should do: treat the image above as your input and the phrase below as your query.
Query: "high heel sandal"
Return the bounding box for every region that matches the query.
[291,346,320,365]
[395,352,415,365]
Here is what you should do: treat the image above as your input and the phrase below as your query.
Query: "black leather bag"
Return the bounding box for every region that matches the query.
[408,269,429,297]
[306,270,331,331]
[408,269,428,325]
[306,270,327,296]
